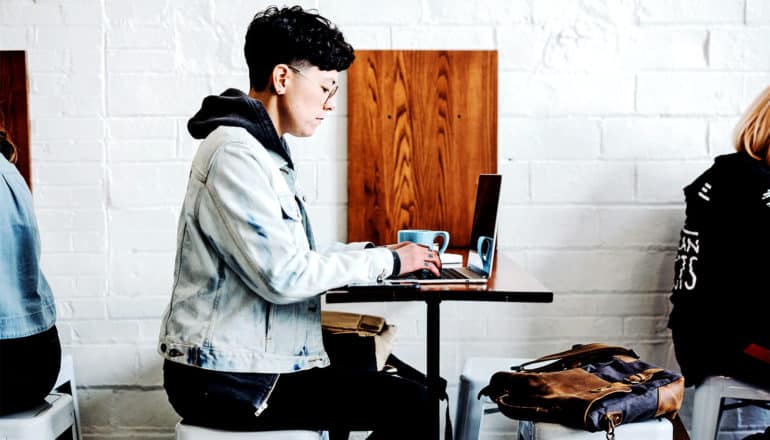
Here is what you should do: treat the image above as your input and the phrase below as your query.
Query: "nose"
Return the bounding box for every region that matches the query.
[323,95,337,112]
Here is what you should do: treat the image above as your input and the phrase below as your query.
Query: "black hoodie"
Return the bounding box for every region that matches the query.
[187,88,315,248]
[668,152,770,386]
[188,88,295,170]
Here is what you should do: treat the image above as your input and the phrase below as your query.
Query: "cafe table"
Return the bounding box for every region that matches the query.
[325,250,553,439]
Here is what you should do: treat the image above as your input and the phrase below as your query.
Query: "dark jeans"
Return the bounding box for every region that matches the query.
[0,325,61,415]
[163,360,431,439]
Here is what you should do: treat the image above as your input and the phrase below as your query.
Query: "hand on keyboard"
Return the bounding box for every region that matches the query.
[407,268,466,280]
[414,269,438,280]
[391,242,442,277]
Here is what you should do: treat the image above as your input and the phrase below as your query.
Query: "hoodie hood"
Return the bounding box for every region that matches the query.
[188,88,294,169]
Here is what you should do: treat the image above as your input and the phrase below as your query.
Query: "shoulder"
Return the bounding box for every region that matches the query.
[711,152,770,190]
[687,153,770,213]
[712,152,754,174]
[0,155,20,178]
[0,157,30,200]
[0,157,33,223]
[192,126,274,180]
[685,153,762,196]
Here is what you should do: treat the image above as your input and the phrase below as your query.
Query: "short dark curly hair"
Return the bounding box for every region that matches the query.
[244,6,355,92]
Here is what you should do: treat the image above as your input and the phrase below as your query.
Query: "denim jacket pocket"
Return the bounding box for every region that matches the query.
[278,193,302,222]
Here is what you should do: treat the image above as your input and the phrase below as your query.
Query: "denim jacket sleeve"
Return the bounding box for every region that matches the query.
[0,159,56,339]
[321,241,375,253]
[197,140,393,304]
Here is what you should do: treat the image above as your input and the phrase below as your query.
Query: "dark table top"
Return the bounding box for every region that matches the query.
[325,250,553,304]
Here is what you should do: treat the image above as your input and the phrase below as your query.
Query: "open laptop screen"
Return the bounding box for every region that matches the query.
[467,174,502,275]
[469,174,502,250]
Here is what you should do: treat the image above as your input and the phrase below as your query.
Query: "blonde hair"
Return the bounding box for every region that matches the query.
[0,128,18,164]
[734,86,770,166]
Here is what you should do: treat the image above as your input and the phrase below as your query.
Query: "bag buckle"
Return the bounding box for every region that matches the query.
[604,412,622,440]
[605,417,615,440]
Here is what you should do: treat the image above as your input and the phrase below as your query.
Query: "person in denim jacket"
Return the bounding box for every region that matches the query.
[158,6,440,438]
[0,129,61,414]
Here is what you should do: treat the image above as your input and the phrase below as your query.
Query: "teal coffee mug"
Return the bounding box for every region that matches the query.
[397,229,450,254]
[476,235,495,273]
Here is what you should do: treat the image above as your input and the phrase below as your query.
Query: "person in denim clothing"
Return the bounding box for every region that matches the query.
[158,6,441,438]
[0,128,61,415]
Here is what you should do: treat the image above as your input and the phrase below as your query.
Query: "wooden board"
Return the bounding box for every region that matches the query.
[0,51,31,188]
[347,50,497,246]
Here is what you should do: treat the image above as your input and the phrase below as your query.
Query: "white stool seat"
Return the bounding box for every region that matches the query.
[518,418,673,439]
[176,422,323,439]
[0,393,75,439]
[692,375,770,440]
[455,357,529,440]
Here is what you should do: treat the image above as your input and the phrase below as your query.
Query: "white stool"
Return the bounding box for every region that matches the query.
[176,422,323,439]
[53,354,82,440]
[692,376,770,440]
[455,357,529,440]
[0,393,76,439]
[518,418,673,439]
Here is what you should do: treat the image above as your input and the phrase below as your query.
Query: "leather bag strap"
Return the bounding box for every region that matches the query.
[515,343,639,372]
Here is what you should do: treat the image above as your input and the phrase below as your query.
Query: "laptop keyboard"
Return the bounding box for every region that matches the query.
[410,268,468,280]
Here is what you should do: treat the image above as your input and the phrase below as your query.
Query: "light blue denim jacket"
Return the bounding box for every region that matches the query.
[0,156,56,339]
[158,126,393,373]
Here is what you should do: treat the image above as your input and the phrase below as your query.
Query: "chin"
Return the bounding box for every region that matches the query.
[294,126,319,138]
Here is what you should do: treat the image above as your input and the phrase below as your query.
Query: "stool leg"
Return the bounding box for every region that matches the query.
[692,378,723,440]
[54,355,82,440]
[516,420,533,440]
[455,375,484,440]
[70,379,81,440]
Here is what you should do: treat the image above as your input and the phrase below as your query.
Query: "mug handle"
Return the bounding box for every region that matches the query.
[476,235,494,266]
[434,231,450,254]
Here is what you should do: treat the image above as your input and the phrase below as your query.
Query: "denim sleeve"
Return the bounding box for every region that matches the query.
[320,241,375,253]
[0,168,56,338]
[197,142,393,304]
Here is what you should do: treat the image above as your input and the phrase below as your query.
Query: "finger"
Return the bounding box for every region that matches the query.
[423,259,440,276]
[424,250,441,269]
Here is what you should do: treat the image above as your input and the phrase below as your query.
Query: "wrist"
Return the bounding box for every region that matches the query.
[389,250,401,278]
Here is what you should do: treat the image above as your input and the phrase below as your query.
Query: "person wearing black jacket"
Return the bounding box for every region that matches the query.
[669,86,770,389]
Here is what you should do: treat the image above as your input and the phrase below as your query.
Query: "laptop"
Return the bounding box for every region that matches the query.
[390,173,502,284]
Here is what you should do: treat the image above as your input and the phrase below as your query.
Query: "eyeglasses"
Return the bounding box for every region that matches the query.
[288,65,338,106]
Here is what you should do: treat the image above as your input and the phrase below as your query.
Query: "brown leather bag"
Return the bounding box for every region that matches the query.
[321,311,396,371]
[478,343,689,440]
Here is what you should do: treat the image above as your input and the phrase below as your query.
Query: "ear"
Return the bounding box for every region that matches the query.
[270,64,291,95]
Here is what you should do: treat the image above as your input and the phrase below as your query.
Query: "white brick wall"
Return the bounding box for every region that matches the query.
[2,0,768,438]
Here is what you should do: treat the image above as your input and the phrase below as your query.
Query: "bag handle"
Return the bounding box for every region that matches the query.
[514,343,639,372]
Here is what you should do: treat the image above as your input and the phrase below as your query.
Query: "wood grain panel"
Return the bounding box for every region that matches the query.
[0,51,31,188]
[348,50,497,246]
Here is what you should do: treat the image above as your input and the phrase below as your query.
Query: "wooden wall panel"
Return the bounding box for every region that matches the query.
[347,50,497,247]
[0,50,31,188]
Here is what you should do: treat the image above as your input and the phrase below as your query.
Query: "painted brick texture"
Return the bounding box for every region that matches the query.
[1,0,768,438]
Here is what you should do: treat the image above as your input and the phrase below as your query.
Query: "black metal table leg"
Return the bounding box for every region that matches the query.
[426,297,441,439]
